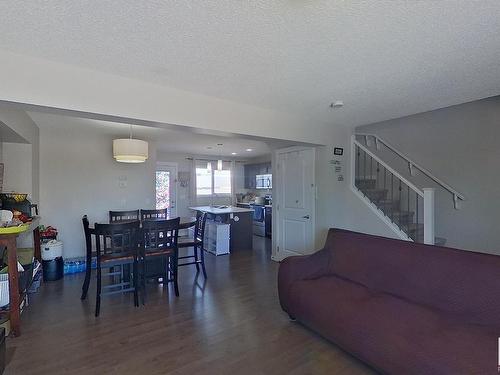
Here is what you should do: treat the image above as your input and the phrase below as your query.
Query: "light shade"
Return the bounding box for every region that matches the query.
[113,138,148,163]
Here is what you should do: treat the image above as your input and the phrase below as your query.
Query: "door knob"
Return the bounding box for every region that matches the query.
[302,215,310,219]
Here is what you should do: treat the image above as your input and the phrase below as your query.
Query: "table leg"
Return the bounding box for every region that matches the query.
[33,226,41,262]
[6,236,20,337]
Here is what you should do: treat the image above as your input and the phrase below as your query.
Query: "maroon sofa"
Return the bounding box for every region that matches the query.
[278,228,500,374]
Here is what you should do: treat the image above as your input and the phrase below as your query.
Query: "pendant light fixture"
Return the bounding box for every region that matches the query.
[113,125,148,163]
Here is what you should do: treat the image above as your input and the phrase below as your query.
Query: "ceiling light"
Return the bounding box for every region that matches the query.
[231,152,237,155]
[113,125,148,163]
[246,148,253,152]
[330,100,344,109]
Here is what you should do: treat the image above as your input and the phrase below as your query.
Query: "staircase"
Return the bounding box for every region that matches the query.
[351,134,465,245]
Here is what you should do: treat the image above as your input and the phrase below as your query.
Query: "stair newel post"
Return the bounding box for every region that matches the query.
[423,188,435,245]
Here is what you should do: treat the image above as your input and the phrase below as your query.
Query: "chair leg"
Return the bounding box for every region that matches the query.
[194,246,200,272]
[200,245,207,279]
[133,261,139,307]
[95,264,102,317]
[173,255,179,297]
[141,257,147,305]
[81,260,92,300]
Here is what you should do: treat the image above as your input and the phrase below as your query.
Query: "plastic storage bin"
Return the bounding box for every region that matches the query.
[42,257,64,281]
[204,221,230,256]
[0,274,8,307]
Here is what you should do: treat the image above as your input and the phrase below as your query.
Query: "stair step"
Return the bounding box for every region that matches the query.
[405,224,447,245]
[377,199,400,208]
[355,178,377,189]
[361,188,388,202]
[391,211,414,219]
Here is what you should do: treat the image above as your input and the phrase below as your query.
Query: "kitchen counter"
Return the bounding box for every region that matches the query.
[189,206,254,214]
[189,206,253,251]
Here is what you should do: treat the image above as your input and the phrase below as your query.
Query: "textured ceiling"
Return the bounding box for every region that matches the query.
[28,111,280,157]
[2,1,500,128]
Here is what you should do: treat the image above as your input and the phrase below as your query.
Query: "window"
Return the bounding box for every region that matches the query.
[155,171,170,208]
[214,170,231,194]
[196,162,232,196]
[196,167,212,196]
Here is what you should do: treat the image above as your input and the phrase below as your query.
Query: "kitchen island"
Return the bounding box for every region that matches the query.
[189,206,254,251]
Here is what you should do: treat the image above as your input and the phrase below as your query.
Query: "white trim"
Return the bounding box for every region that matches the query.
[350,135,413,242]
[356,133,465,203]
[350,184,412,241]
[423,188,435,245]
[155,162,178,216]
[353,136,424,197]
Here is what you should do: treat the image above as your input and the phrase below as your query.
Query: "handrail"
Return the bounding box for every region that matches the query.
[355,133,465,205]
[353,137,424,197]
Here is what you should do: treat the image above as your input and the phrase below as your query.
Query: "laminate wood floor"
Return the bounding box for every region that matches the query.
[5,236,376,375]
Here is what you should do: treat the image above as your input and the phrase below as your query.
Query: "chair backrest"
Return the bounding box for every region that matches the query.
[109,210,140,223]
[94,220,141,259]
[194,211,207,243]
[82,215,94,254]
[142,217,180,252]
[140,208,168,221]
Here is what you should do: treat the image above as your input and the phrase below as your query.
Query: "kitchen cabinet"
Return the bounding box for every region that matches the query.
[244,162,271,189]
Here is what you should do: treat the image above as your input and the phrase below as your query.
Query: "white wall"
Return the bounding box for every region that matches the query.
[0,50,332,146]
[0,106,39,202]
[39,126,156,258]
[314,128,397,250]
[357,96,500,255]
[2,143,32,195]
[271,127,398,260]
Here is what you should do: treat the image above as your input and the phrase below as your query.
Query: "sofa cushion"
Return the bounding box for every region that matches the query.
[291,275,498,375]
[325,229,500,327]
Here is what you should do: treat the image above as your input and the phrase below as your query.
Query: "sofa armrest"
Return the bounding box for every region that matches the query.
[278,248,331,314]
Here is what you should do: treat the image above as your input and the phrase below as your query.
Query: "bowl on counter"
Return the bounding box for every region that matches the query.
[0,193,28,202]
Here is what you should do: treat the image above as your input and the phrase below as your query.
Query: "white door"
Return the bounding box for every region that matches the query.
[275,147,315,260]
[156,163,178,217]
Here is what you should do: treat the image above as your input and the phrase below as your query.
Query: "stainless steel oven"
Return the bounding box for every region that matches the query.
[251,204,266,236]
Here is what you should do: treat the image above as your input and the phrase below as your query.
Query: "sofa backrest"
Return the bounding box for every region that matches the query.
[325,228,500,327]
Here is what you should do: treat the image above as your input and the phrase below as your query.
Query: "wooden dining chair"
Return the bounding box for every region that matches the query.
[93,220,141,317]
[178,211,207,278]
[80,215,95,300]
[109,210,140,223]
[141,217,180,302]
[140,208,168,221]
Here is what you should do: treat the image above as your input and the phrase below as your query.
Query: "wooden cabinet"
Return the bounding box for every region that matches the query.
[244,162,271,189]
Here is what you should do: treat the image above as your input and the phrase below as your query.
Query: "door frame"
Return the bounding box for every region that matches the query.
[272,146,316,261]
[156,162,178,217]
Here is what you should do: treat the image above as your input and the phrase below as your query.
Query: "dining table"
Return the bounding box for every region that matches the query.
[82,216,197,297]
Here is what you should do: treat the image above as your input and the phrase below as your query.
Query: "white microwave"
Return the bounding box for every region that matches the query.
[256,174,272,189]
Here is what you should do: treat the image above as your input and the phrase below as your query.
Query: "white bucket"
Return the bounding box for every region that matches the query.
[42,240,63,261]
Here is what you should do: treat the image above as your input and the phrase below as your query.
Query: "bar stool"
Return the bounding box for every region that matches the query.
[178,212,207,278]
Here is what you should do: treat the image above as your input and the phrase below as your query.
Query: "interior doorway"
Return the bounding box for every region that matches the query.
[274,147,315,260]
[156,162,178,217]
